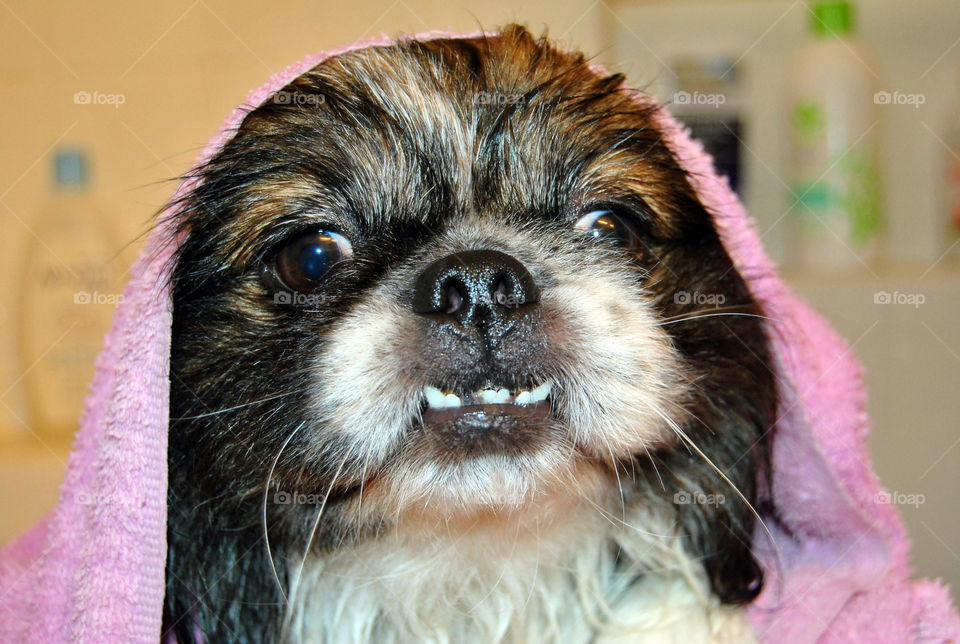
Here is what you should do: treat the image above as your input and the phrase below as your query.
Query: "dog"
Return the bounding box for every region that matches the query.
[163,25,776,643]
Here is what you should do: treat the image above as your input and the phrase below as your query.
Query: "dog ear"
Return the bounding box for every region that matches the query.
[705,528,765,604]
[648,224,776,606]
[688,486,766,604]
[658,416,767,605]
[651,301,775,606]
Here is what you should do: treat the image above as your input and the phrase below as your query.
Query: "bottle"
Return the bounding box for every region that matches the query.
[18,148,121,440]
[787,1,884,271]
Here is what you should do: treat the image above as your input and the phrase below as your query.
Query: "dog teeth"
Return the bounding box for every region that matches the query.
[424,386,448,408]
[423,386,463,408]
[529,380,552,403]
[444,393,462,407]
[423,379,555,409]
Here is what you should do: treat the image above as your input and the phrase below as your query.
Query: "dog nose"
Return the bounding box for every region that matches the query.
[412,250,540,339]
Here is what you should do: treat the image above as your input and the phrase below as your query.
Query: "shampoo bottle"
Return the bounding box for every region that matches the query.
[18,149,120,440]
[788,0,884,271]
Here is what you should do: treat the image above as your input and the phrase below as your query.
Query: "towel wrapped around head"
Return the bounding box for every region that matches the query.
[0,29,957,643]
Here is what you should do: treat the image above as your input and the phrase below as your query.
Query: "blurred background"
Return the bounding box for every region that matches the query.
[1,0,958,603]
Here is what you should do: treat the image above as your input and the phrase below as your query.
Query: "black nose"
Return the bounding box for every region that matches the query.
[412,250,540,338]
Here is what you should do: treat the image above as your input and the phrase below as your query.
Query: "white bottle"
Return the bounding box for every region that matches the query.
[18,149,120,440]
[787,1,884,271]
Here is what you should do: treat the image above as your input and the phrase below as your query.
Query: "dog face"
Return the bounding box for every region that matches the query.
[164,25,775,642]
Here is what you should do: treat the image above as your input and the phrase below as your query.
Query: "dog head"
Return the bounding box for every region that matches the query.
[167,25,776,619]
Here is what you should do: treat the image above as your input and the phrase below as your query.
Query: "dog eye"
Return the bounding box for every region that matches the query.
[273,229,353,292]
[574,206,644,253]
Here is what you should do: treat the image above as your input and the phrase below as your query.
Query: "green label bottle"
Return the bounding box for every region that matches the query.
[788,0,885,271]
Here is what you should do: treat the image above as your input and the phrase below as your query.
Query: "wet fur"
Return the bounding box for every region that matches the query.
[163,25,776,643]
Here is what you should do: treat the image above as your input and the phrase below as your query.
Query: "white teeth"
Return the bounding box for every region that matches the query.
[423,386,461,409]
[529,380,553,403]
[424,379,555,410]
[424,386,447,409]
[443,393,461,408]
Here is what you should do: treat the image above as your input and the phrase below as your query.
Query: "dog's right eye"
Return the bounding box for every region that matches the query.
[574,206,646,255]
[272,229,353,292]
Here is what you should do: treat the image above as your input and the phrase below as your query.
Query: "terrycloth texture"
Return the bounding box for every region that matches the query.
[1,31,957,644]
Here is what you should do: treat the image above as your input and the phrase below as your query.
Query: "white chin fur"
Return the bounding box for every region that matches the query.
[283,501,756,644]
[380,453,569,511]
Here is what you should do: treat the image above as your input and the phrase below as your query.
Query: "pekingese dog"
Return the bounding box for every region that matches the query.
[163,25,776,643]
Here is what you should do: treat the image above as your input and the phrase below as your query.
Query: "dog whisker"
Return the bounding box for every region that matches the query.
[638,443,666,492]
[172,388,309,420]
[652,407,780,564]
[262,421,305,605]
[656,309,775,326]
[282,452,350,639]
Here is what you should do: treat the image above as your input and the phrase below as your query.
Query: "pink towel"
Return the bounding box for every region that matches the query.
[1,30,957,643]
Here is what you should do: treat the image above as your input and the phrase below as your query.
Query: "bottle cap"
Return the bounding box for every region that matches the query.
[811,1,855,37]
[54,148,89,190]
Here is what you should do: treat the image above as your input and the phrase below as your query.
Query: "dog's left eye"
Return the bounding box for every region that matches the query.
[575,206,645,253]
[273,229,353,292]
